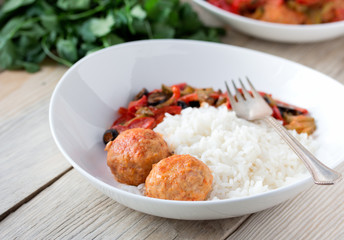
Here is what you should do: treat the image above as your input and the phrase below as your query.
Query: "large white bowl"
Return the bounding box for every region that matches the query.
[193,0,344,43]
[49,40,344,220]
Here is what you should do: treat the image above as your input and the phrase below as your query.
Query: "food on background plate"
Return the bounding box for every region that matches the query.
[105,128,170,186]
[208,0,344,24]
[104,83,317,200]
[145,154,213,201]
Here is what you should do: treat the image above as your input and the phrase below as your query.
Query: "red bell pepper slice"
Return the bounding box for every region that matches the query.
[179,92,198,103]
[335,8,344,21]
[154,105,182,124]
[208,0,235,12]
[155,114,165,125]
[112,125,129,133]
[171,85,181,101]
[112,115,132,126]
[128,95,148,113]
[173,83,187,90]
[112,107,135,126]
[118,107,128,115]
[271,105,284,122]
[154,105,182,115]
[127,117,156,129]
[112,117,156,132]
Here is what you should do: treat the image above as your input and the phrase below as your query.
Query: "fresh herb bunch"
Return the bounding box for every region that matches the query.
[0,0,225,72]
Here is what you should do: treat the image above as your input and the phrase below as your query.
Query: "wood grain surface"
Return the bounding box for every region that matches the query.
[1,2,344,239]
[0,63,71,218]
[0,170,248,239]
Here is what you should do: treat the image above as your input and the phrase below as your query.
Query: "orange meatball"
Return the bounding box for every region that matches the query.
[145,154,213,201]
[105,128,170,186]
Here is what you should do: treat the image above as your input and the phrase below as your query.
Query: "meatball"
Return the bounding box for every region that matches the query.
[105,128,170,186]
[145,154,213,201]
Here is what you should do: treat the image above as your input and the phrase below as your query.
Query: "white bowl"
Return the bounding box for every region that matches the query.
[193,0,344,43]
[49,40,344,220]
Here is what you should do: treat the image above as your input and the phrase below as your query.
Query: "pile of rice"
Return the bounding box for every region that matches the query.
[154,105,317,200]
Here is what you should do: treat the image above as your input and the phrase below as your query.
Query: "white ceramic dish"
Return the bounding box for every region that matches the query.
[193,0,344,43]
[49,40,344,220]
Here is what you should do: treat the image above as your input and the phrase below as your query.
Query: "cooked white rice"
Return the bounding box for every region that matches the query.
[154,104,317,200]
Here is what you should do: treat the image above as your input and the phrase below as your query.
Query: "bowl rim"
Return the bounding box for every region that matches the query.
[49,39,343,206]
[193,0,344,30]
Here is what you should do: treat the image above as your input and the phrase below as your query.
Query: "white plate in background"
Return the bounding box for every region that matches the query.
[193,0,344,43]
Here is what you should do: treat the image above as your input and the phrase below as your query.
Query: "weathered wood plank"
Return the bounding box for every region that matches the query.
[0,63,71,217]
[0,170,248,239]
[226,163,344,240]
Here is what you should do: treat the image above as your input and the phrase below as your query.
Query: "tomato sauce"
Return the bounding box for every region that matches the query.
[208,0,344,24]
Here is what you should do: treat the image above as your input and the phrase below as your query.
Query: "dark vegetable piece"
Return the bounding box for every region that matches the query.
[154,86,180,108]
[180,85,195,96]
[204,97,216,105]
[263,96,271,104]
[161,84,173,95]
[134,88,149,101]
[103,129,119,144]
[262,94,283,121]
[274,99,308,115]
[177,100,189,109]
[215,96,227,107]
[148,92,168,106]
[189,101,200,108]
[277,105,303,116]
[264,94,309,124]
[196,88,214,98]
[135,107,155,117]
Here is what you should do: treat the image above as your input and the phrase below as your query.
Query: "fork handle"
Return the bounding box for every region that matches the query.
[263,116,342,185]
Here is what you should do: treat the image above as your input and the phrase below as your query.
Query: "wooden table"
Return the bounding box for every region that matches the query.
[1,4,344,239]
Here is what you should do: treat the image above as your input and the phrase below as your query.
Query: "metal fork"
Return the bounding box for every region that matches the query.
[225,77,342,185]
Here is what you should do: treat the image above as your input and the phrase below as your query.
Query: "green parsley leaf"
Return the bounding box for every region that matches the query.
[1,0,36,14]
[131,5,146,20]
[90,14,115,37]
[57,0,91,11]
[56,38,79,63]
[0,0,225,72]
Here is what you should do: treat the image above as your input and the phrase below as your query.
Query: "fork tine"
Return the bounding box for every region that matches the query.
[225,81,236,104]
[239,78,251,100]
[232,80,245,101]
[246,76,261,98]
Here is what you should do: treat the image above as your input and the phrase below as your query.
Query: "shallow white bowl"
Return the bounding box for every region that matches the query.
[49,40,344,220]
[193,0,344,43]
